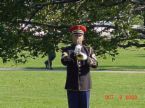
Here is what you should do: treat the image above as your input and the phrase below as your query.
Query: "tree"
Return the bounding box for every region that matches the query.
[0,0,144,63]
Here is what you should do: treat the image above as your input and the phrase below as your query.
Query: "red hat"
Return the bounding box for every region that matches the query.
[69,25,87,34]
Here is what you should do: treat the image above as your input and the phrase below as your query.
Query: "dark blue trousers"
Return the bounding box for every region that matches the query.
[67,90,90,108]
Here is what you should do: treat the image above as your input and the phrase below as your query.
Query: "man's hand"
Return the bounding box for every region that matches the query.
[62,52,68,58]
[61,51,74,66]
[74,44,88,61]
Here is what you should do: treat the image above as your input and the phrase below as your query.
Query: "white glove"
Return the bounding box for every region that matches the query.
[74,44,82,54]
[74,44,87,60]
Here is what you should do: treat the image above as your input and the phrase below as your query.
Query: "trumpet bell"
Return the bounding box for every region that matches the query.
[76,52,87,60]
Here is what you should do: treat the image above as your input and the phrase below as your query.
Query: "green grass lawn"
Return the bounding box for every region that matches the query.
[98,48,145,70]
[1,47,145,70]
[0,71,144,108]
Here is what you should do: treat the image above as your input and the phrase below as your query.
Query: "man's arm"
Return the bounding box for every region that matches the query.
[61,48,74,66]
[87,47,98,68]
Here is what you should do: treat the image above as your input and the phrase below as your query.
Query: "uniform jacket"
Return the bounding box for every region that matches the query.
[61,44,98,91]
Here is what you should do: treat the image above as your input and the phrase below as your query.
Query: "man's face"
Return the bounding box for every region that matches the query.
[72,34,84,44]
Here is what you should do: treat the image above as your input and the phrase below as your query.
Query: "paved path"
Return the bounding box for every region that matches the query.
[0,67,48,71]
[0,67,145,73]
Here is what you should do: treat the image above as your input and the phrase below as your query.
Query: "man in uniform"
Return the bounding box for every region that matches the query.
[61,25,98,108]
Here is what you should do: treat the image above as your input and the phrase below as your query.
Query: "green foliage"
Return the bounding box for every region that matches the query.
[0,0,144,63]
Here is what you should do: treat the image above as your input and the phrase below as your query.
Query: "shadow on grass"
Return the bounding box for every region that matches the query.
[2,65,144,71]
[134,54,145,57]
[98,65,145,71]
[23,66,66,71]
[24,65,145,70]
